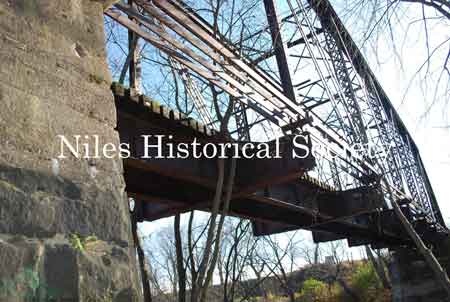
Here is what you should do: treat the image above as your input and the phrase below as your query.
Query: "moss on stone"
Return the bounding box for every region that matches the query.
[0,180,22,194]
[15,0,40,17]
[89,73,107,85]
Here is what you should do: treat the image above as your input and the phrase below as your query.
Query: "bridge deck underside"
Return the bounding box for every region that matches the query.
[114,85,411,249]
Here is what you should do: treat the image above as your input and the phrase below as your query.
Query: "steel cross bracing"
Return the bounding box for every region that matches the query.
[292,0,370,189]
[104,0,445,229]
[287,0,444,228]
[233,100,251,141]
[305,0,444,227]
[106,1,368,175]
[169,58,217,130]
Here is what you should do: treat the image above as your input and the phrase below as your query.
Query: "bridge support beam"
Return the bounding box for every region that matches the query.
[0,1,141,301]
[389,247,450,301]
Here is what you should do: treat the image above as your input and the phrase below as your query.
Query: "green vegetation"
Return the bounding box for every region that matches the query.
[0,267,59,301]
[86,290,113,302]
[69,233,98,252]
[297,278,328,301]
[352,262,383,302]
[209,262,390,302]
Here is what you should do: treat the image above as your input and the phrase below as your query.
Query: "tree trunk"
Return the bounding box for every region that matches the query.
[337,278,360,302]
[131,216,152,302]
[365,246,391,289]
[314,243,320,265]
[175,214,186,302]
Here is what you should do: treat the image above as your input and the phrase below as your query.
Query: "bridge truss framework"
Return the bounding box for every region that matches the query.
[105,0,446,234]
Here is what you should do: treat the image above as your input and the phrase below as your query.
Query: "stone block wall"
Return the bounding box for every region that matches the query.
[389,248,449,302]
[0,0,141,301]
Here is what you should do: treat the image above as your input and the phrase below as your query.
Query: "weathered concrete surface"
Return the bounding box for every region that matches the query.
[389,248,450,302]
[0,0,141,301]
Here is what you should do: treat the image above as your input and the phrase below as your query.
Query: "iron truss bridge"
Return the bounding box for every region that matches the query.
[105,0,448,247]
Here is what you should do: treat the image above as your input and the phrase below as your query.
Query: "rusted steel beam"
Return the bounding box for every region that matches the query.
[150,0,286,91]
[130,184,406,245]
[114,83,405,244]
[263,0,296,102]
[125,158,407,245]
[128,192,195,221]
[252,202,407,246]
[309,0,444,227]
[149,0,299,114]
[127,0,139,90]
[123,151,313,198]
[112,3,287,123]
[106,7,282,125]
[125,157,218,189]
[317,184,384,218]
[129,191,313,227]
[235,138,315,192]
[250,181,408,246]
[115,87,315,193]
[108,1,382,182]
[249,21,323,64]
[312,231,347,243]
[123,140,404,244]
[112,1,375,176]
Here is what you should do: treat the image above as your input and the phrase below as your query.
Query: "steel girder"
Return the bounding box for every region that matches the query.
[104,0,445,229]
[307,0,444,227]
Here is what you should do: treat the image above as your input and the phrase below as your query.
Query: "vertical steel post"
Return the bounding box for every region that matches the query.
[263,0,297,102]
[128,0,137,89]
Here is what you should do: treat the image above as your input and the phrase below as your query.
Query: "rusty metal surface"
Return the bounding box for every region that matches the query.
[114,84,409,247]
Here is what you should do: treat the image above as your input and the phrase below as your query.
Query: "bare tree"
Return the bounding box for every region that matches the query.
[164,1,268,301]
[260,233,303,302]
[324,241,361,302]
[218,220,257,302]
[339,0,450,114]
[299,241,322,266]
